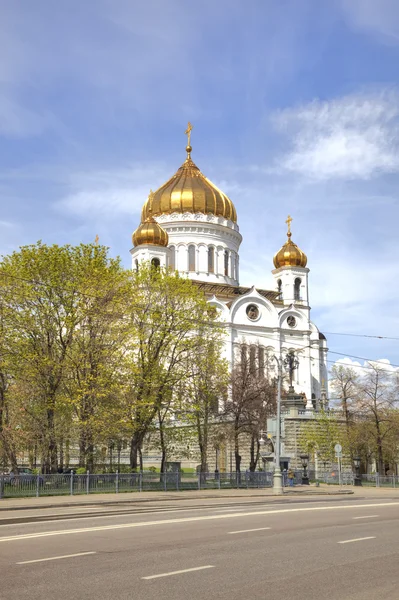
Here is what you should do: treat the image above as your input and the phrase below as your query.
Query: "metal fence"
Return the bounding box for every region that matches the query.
[0,471,275,499]
[361,474,399,488]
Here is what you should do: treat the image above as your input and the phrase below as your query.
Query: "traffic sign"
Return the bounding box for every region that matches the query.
[334,443,342,454]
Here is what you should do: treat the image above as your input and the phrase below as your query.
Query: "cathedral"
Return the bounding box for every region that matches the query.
[130,125,329,470]
[131,125,328,404]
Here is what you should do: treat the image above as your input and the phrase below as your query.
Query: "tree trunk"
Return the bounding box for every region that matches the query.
[59,439,64,471]
[159,412,167,475]
[234,429,241,473]
[130,431,144,471]
[249,434,259,472]
[139,446,143,472]
[79,431,86,468]
[65,439,70,468]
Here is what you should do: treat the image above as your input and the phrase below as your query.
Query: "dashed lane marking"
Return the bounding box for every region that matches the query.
[142,565,214,579]
[17,551,96,564]
[338,537,376,544]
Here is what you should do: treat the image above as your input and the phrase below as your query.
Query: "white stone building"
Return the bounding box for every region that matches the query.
[130,131,328,415]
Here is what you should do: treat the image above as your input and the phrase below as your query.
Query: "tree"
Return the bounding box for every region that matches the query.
[0,241,131,472]
[180,331,229,475]
[354,362,399,474]
[63,244,131,471]
[0,243,87,472]
[302,409,348,466]
[226,342,276,473]
[123,264,224,471]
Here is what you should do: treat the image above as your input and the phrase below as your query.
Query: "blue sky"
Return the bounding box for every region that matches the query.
[1,0,399,370]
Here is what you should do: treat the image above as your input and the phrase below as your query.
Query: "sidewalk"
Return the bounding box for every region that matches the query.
[0,485,355,511]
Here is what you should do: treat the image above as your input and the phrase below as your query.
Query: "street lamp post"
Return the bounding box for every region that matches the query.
[300,453,310,485]
[353,456,362,486]
[273,357,283,495]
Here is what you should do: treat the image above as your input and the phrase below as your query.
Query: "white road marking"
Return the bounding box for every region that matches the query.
[352,515,379,519]
[338,537,376,544]
[16,551,96,564]
[0,503,270,526]
[0,502,397,543]
[228,527,271,534]
[142,565,214,579]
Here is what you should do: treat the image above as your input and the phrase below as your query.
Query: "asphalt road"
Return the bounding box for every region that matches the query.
[1,495,398,600]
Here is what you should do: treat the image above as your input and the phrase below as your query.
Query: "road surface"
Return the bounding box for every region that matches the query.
[0,494,398,600]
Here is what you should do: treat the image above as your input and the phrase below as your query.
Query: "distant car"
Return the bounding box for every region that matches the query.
[8,467,43,486]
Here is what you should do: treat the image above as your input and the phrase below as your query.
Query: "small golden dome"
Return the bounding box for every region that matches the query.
[132,215,168,248]
[273,216,307,268]
[140,124,237,223]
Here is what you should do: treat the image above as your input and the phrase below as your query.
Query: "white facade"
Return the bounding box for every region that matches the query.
[130,243,170,271]
[156,212,242,286]
[137,210,329,409]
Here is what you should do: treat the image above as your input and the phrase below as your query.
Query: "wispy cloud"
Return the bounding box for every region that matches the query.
[56,164,170,219]
[340,0,399,45]
[271,90,399,180]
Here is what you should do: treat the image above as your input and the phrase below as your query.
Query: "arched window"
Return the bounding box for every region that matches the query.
[294,278,301,301]
[151,257,160,269]
[224,250,229,276]
[277,279,282,299]
[169,246,175,271]
[208,246,215,273]
[188,245,196,272]
[134,259,139,272]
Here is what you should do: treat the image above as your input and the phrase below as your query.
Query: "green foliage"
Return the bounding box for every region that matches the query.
[301,410,348,462]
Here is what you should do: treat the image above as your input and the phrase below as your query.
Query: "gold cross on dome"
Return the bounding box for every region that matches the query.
[94,234,99,245]
[285,214,292,235]
[185,121,193,146]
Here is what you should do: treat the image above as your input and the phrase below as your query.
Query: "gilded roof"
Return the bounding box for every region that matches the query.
[132,216,168,248]
[140,152,237,223]
[273,216,307,269]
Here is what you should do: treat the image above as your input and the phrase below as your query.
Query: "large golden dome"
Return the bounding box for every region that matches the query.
[132,215,168,248]
[273,216,307,268]
[140,125,237,223]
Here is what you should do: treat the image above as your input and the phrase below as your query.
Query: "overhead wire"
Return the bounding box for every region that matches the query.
[1,271,398,373]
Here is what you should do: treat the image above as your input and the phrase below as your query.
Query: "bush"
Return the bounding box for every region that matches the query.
[76,467,87,475]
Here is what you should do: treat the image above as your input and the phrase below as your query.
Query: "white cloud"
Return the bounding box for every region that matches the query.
[56,164,170,219]
[340,0,399,44]
[333,356,399,375]
[272,90,399,180]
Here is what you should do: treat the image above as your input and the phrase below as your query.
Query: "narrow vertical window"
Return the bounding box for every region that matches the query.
[294,278,301,301]
[224,250,229,276]
[249,346,256,375]
[258,347,265,378]
[134,259,139,272]
[277,279,282,299]
[208,246,214,273]
[240,344,247,369]
[188,245,196,272]
[151,257,160,268]
[169,246,175,271]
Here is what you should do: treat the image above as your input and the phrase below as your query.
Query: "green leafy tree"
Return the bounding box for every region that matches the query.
[123,264,223,471]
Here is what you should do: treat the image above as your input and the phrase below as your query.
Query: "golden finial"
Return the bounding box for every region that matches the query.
[285,215,292,238]
[185,121,193,158]
[94,234,99,245]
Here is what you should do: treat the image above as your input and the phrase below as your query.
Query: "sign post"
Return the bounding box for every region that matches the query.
[334,444,342,487]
